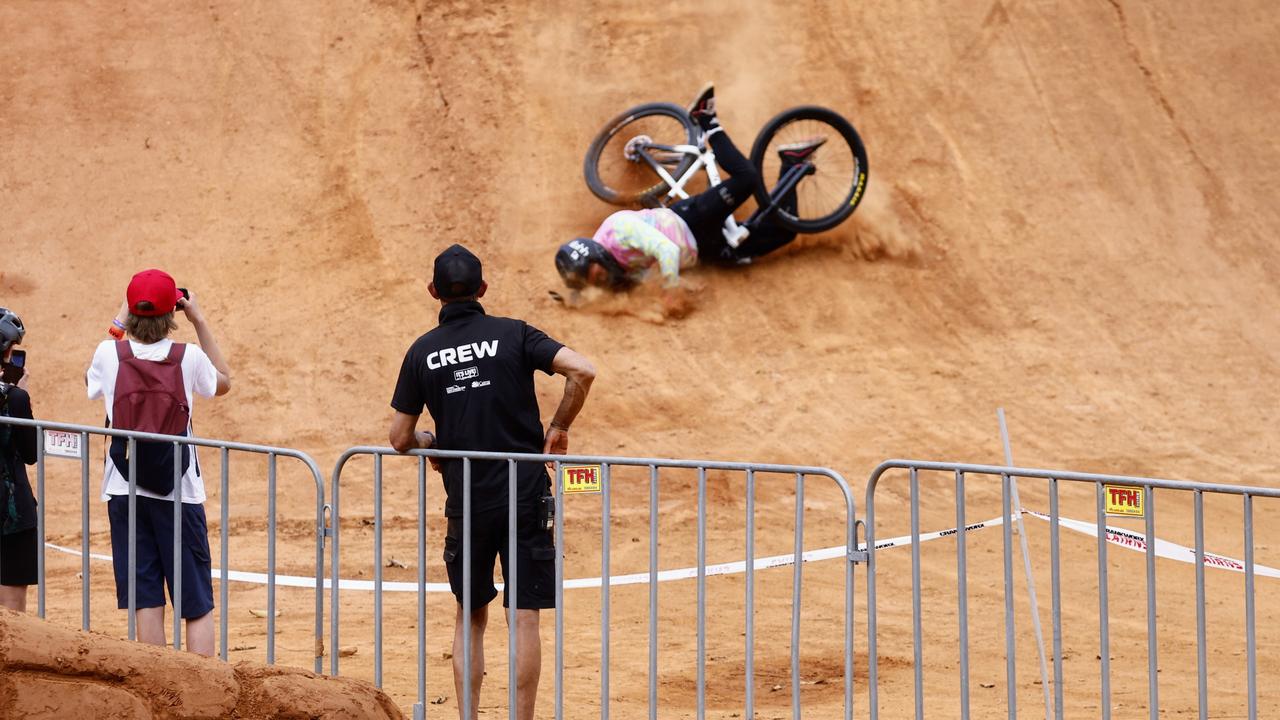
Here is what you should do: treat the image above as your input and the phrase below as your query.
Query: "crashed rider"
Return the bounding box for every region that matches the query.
[555,83,826,291]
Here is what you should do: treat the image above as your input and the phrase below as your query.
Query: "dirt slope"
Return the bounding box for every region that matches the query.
[2,0,1278,717]
[0,608,403,719]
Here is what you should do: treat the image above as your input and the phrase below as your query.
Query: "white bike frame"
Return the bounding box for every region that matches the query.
[641,136,751,248]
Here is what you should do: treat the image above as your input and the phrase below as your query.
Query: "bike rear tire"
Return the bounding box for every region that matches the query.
[749,105,869,234]
[584,102,700,207]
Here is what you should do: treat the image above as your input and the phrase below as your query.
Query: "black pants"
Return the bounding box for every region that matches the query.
[670,129,798,264]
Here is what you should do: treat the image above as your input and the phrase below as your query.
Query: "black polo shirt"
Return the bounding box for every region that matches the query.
[391,301,564,517]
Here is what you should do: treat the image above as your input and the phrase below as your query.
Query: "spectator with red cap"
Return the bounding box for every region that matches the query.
[86,269,231,655]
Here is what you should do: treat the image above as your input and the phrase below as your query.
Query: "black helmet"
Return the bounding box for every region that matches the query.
[0,308,23,355]
[555,238,627,290]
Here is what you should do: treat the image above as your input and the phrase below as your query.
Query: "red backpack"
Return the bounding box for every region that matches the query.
[108,341,191,495]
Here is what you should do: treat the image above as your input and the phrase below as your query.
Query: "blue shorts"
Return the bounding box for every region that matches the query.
[107,495,215,620]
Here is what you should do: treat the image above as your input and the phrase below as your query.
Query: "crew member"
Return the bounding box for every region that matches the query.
[389,244,596,720]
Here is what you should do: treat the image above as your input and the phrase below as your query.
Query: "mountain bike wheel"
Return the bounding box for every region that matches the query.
[584,102,700,207]
[749,105,869,234]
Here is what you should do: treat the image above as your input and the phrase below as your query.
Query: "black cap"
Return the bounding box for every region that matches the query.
[432,244,484,299]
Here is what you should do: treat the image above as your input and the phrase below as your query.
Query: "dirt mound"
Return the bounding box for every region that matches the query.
[0,609,402,720]
[2,0,1279,717]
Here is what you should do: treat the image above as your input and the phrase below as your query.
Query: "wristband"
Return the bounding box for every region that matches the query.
[550,422,570,432]
[108,325,125,340]
[112,318,126,330]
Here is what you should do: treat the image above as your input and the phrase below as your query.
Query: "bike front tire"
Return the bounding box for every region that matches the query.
[749,105,869,234]
[583,102,700,207]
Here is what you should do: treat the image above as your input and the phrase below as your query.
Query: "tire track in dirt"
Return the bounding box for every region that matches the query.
[1101,0,1229,223]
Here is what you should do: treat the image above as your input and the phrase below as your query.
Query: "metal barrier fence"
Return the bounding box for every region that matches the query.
[330,446,857,720]
[17,416,1271,718]
[0,416,327,672]
[863,459,1280,720]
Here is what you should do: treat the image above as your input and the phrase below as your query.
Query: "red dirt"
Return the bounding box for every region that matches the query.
[2,0,1278,718]
[0,608,402,719]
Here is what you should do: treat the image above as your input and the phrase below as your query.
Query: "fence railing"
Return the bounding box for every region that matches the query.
[14,412,1274,718]
[863,459,1280,720]
[0,416,327,672]
[330,446,857,720]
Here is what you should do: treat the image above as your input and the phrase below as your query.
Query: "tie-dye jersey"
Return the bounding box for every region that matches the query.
[592,209,698,286]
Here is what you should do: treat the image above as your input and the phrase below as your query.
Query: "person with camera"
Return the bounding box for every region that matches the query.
[388,244,596,720]
[86,269,231,654]
[0,308,37,612]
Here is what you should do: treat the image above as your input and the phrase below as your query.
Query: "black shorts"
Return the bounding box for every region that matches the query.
[107,495,215,620]
[444,504,556,611]
[0,526,39,587]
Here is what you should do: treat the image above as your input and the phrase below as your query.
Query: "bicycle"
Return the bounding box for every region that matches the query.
[583,101,869,247]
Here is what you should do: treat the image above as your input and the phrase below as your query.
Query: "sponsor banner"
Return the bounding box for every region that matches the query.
[1023,510,1280,579]
[561,464,602,494]
[1104,484,1145,517]
[43,430,84,459]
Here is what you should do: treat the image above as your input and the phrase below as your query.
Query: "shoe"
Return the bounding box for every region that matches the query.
[777,135,828,165]
[686,82,718,130]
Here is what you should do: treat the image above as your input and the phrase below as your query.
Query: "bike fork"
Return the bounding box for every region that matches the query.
[745,161,814,229]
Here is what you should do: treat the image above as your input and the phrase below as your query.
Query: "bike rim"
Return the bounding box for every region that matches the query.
[758,118,862,224]
[594,113,693,201]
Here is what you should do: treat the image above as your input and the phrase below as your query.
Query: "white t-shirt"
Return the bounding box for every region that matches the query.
[87,339,219,503]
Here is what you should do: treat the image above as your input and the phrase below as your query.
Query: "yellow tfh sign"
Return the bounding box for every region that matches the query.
[1104,484,1145,518]
[561,464,602,494]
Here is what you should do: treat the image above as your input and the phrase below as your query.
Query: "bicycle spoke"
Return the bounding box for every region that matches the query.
[595,115,692,200]
[759,116,861,226]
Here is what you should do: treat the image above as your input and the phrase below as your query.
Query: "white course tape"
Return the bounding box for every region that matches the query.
[42,542,388,590]
[561,514,1008,590]
[1023,509,1280,578]
[55,508,1270,593]
[43,514,1008,592]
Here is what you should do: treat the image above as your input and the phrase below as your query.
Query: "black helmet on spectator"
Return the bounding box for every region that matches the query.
[0,307,24,355]
[555,238,627,290]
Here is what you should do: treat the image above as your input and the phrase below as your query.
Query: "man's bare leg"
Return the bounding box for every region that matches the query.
[135,606,166,646]
[0,585,28,612]
[453,603,488,720]
[514,609,542,720]
[186,611,215,656]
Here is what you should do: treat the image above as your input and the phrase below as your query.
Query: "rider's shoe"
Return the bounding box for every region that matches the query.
[777,135,828,165]
[687,82,718,130]
[717,246,753,265]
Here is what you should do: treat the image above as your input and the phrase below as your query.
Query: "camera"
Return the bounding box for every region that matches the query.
[1,348,25,384]
[177,287,190,304]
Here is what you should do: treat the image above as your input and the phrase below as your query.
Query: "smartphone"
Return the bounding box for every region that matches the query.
[1,349,24,384]
[177,287,190,305]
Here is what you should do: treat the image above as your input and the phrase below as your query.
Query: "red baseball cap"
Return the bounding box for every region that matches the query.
[127,269,184,316]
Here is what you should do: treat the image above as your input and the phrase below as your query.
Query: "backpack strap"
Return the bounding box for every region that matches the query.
[114,340,134,360]
[166,342,187,364]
